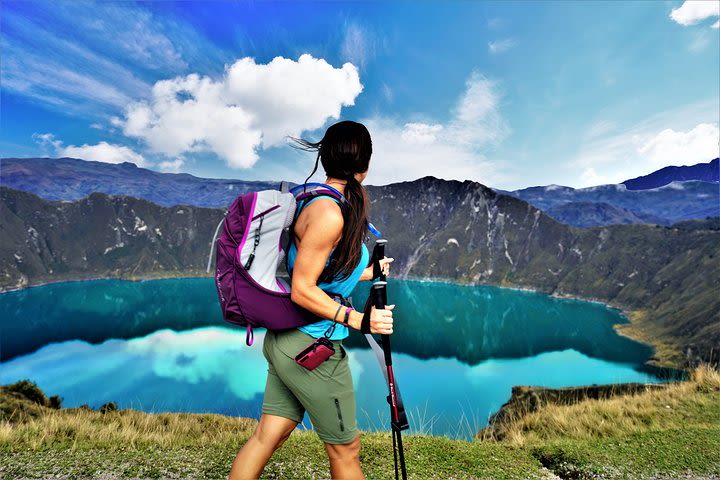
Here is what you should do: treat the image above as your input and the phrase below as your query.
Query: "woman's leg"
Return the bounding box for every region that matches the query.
[264,330,364,478]
[324,433,364,480]
[228,413,298,480]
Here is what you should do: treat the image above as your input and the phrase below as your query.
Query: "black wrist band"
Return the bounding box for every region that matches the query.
[343,307,353,325]
[332,303,343,322]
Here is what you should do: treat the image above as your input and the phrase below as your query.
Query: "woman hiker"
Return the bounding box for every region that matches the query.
[229,120,396,480]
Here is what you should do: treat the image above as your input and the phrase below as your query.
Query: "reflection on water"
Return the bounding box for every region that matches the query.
[345,279,653,365]
[1,278,650,365]
[1,278,222,361]
[0,327,663,440]
[0,277,670,440]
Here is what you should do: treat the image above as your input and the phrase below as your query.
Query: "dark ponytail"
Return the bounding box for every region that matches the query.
[288,120,371,284]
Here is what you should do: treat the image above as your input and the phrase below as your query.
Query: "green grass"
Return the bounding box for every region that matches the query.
[0,428,546,479]
[531,427,720,480]
[1,368,719,479]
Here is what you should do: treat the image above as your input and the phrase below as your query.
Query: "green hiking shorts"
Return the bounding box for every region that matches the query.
[261,328,359,444]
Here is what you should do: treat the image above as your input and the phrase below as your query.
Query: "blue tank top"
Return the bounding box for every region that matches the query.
[287,195,369,340]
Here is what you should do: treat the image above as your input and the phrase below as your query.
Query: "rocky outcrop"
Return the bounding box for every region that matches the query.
[476,382,671,441]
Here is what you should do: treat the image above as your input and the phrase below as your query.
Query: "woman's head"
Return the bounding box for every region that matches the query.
[317,120,372,183]
[288,120,372,284]
[289,120,372,183]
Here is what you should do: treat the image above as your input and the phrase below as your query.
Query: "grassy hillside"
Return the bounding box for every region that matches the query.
[2,367,718,479]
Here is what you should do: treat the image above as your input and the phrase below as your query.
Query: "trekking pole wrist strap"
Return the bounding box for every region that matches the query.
[360,294,372,334]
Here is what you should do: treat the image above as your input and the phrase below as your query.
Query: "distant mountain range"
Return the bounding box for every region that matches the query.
[622,157,719,190]
[2,157,717,228]
[498,180,718,227]
[497,158,718,227]
[2,181,718,368]
[0,157,276,208]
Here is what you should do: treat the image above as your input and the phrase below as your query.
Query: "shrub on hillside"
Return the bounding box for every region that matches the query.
[3,379,49,406]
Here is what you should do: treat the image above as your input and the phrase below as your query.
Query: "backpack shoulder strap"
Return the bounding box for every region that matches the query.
[290,183,349,214]
[284,184,349,279]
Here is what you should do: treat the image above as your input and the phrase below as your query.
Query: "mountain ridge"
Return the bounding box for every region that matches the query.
[3,157,718,228]
[622,157,719,190]
[2,182,717,368]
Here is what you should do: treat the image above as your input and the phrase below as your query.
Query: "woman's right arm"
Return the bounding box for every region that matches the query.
[289,200,351,322]
[289,200,394,334]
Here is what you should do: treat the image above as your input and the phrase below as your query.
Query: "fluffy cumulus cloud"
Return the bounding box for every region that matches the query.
[157,158,185,173]
[32,133,148,167]
[670,0,720,28]
[112,54,363,169]
[637,123,719,167]
[361,71,511,187]
[572,106,720,188]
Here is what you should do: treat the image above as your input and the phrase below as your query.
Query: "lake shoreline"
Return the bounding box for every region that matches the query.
[380,275,672,370]
[0,271,678,371]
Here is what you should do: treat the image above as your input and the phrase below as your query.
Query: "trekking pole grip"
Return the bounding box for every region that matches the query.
[372,239,388,280]
[372,280,387,310]
[372,280,393,366]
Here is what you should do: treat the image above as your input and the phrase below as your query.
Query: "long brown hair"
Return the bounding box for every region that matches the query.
[288,120,371,283]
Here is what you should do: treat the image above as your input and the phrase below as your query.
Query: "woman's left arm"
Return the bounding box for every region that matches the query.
[358,266,373,282]
[358,257,393,281]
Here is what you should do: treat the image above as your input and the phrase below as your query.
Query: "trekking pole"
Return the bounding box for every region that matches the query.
[370,239,409,480]
[371,280,408,480]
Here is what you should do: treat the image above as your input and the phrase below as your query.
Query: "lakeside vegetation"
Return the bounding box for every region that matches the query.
[2,365,718,479]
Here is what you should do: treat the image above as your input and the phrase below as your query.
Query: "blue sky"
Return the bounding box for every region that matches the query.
[1,0,718,189]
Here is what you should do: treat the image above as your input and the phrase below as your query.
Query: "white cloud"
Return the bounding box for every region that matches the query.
[32,133,147,167]
[114,54,363,169]
[401,123,444,145]
[78,3,187,71]
[360,71,512,187]
[1,43,141,112]
[580,167,612,186]
[341,23,375,70]
[670,0,720,27]
[637,123,719,166]
[1,6,158,115]
[488,38,517,54]
[1,2,230,118]
[32,133,63,152]
[448,72,509,146]
[61,142,148,167]
[570,99,719,187]
[158,158,185,172]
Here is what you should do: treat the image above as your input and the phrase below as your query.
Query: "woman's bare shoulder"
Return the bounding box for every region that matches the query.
[295,197,344,242]
[305,196,343,213]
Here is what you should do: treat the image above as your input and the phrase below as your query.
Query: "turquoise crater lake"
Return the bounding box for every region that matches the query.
[0,278,670,440]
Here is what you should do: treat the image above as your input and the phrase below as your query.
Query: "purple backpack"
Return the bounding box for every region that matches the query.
[207,182,349,346]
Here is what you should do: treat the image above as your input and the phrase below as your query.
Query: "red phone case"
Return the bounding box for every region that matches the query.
[294,337,335,370]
